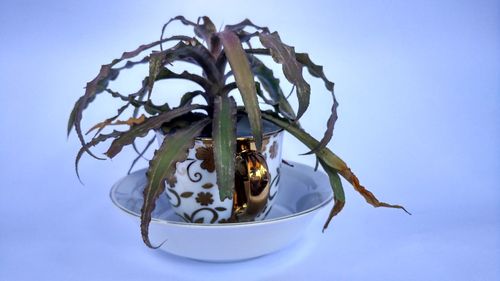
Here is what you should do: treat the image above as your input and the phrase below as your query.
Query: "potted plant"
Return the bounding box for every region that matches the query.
[68,16,409,248]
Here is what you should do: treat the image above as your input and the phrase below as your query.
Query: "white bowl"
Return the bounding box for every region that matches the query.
[110,161,333,262]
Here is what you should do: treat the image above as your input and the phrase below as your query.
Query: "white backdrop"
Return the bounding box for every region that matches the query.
[0,0,498,280]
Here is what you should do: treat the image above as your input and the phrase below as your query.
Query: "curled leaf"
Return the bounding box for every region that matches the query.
[262,111,410,229]
[87,115,146,135]
[337,167,411,215]
[164,40,222,83]
[155,67,212,91]
[162,16,216,44]
[105,89,169,115]
[225,18,269,33]
[295,53,338,154]
[259,32,310,120]
[68,35,191,159]
[147,52,166,98]
[141,118,210,248]
[127,135,156,175]
[85,103,130,137]
[319,159,345,231]
[105,104,204,158]
[245,48,338,155]
[249,55,296,119]
[75,130,122,182]
[162,16,222,57]
[179,90,204,107]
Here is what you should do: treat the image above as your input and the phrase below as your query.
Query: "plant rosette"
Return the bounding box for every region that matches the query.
[68,15,409,248]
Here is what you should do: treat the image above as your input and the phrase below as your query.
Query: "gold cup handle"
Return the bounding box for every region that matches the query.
[232,149,271,222]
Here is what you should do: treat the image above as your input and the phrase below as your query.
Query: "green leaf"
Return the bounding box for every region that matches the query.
[212,95,237,200]
[147,52,165,98]
[219,29,263,150]
[67,97,83,137]
[179,90,204,107]
[141,118,210,248]
[261,112,410,229]
[259,32,311,119]
[105,104,204,158]
[318,159,345,231]
[249,55,296,119]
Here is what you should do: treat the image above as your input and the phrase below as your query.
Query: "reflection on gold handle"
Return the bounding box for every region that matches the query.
[232,146,270,222]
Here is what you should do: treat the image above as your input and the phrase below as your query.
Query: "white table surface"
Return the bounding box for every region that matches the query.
[1,0,498,280]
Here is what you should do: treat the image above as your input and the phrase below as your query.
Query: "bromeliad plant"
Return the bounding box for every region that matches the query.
[68,16,409,248]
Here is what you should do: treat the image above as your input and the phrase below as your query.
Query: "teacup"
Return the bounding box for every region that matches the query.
[157,116,284,223]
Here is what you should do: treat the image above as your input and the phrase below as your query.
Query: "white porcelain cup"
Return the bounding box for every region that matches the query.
[156,116,284,224]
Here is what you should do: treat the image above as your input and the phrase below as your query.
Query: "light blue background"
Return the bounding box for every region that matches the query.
[0,0,498,280]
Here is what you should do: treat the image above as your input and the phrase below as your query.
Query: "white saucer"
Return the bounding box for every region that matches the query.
[110,161,333,262]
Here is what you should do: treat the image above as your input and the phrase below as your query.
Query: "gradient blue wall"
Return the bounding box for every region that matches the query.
[0,0,498,280]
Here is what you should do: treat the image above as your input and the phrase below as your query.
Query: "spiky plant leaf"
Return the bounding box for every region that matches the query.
[84,103,130,137]
[219,29,262,150]
[105,104,204,158]
[179,91,204,107]
[67,57,148,138]
[162,16,221,57]
[245,47,339,155]
[225,18,269,33]
[155,67,212,91]
[295,52,338,154]
[254,82,276,105]
[105,89,169,115]
[259,32,311,120]
[318,159,345,231]
[249,55,296,119]
[127,135,156,175]
[212,95,237,200]
[67,36,191,156]
[75,130,122,181]
[147,52,165,98]
[165,40,222,83]
[262,112,409,229]
[163,16,215,43]
[141,118,210,248]
[130,90,149,159]
[87,114,146,135]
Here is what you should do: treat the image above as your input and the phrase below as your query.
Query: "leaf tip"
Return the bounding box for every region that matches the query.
[218,191,233,202]
[401,206,412,216]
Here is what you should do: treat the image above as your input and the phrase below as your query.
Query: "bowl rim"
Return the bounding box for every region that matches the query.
[109,161,333,228]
